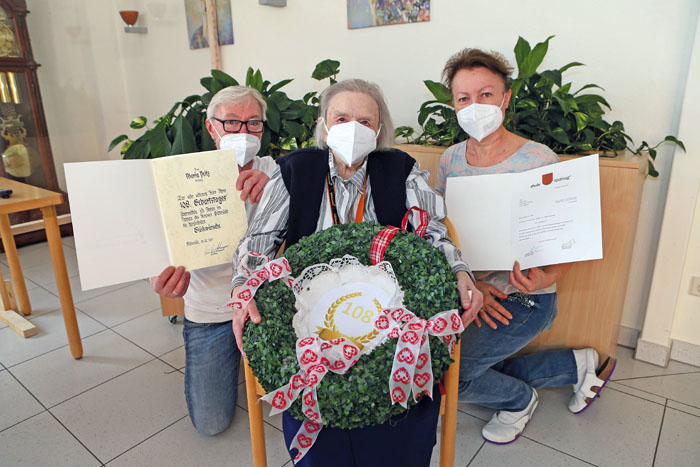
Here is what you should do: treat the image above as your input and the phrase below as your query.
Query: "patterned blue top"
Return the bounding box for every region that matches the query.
[437,140,559,295]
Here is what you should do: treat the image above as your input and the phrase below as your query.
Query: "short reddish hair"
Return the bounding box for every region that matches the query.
[442,48,513,93]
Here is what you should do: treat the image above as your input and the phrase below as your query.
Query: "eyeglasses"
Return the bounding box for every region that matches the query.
[211,117,264,133]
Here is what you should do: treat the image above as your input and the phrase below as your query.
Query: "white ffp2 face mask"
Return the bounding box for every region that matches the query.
[324,120,379,167]
[211,121,261,166]
[456,94,507,142]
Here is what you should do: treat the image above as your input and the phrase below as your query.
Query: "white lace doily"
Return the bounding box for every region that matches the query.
[291,255,404,355]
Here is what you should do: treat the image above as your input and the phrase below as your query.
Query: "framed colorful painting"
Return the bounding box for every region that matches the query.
[184,0,234,49]
[347,0,430,29]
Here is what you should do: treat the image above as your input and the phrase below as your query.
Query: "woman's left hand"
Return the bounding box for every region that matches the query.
[456,271,484,328]
[509,261,571,293]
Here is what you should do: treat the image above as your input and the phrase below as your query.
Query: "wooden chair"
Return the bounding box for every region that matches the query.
[160,295,184,324]
[244,217,463,467]
[439,216,462,467]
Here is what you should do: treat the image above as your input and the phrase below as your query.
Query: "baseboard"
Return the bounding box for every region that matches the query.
[670,339,700,368]
[617,325,639,349]
[635,338,670,367]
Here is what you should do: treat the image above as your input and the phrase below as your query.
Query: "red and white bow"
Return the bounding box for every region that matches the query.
[374,307,463,408]
[260,337,360,464]
[226,253,293,310]
[370,206,430,265]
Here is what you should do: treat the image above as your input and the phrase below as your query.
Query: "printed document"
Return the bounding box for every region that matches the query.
[446,155,602,271]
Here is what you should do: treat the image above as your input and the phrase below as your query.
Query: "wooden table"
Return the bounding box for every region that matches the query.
[0,177,82,359]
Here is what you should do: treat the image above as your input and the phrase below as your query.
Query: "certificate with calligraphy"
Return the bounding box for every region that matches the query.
[65,149,246,290]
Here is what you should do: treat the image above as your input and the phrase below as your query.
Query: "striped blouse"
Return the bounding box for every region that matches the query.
[231,149,471,288]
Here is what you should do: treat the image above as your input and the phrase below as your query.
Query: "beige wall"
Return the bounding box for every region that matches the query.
[640,10,700,361]
[25,0,700,348]
[672,184,700,344]
[27,0,130,167]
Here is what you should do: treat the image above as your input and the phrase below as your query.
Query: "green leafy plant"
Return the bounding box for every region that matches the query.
[398,36,684,176]
[245,222,457,429]
[108,59,341,159]
[396,79,467,147]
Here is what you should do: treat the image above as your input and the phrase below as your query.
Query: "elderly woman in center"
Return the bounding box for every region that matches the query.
[230,78,483,466]
[436,48,617,445]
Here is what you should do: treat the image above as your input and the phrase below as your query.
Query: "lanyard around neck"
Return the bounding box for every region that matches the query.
[326,171,368,225]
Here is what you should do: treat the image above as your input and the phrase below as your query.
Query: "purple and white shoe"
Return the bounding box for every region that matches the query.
[569,348,617,414]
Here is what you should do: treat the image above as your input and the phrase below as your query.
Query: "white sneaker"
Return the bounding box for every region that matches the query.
[482,389,538,444]
[568,348,617,414]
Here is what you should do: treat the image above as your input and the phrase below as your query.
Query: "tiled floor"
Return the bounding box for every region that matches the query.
[1,238,699,466]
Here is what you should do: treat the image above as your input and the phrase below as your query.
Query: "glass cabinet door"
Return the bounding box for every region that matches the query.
[0,5,20,58]
[0,70,48,191]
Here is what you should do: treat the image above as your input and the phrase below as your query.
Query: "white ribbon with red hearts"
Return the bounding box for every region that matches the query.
[226,253,293,310]
[374,307,464,408]
[260,336,360,464]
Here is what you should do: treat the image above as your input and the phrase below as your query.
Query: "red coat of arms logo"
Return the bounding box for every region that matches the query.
[542,173,553,185]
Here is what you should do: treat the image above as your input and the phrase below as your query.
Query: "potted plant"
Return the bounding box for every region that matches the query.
[394,36,684,176]
[108,59,341,159]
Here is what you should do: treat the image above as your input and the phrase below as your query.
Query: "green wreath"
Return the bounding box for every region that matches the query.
[243,222,460,430]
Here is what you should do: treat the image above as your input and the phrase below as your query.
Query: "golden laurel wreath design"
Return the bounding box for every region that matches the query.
[319,292,381,347]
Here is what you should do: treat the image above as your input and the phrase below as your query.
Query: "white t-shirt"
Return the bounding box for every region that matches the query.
[184,155,276,323]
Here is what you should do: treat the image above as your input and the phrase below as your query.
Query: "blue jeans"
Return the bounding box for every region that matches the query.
[283,386,441,466]
[458,292,577,411]
[183,318,240,435]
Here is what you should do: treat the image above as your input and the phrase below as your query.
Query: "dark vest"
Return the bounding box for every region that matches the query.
[278,147,416,247]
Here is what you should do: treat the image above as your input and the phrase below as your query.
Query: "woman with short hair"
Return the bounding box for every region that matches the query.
[437,48,617,445]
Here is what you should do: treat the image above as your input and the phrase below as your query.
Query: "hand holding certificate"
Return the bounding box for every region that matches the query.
[65,149,247,290]
[446,155,602,271]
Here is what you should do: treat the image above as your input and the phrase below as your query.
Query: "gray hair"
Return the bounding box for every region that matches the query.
[206,86,267,120]
[314,79,395,149]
